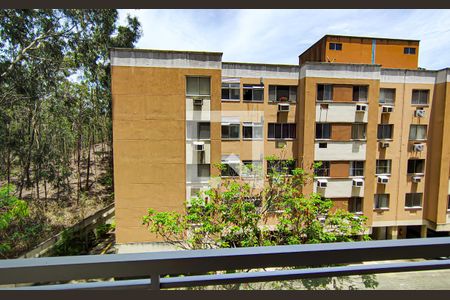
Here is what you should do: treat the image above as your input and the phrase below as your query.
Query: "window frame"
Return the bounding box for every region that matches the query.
[405,193,423,209]
[377,124,393,140]
[221,82,240,101]
[316,123,332,140]
[329,43,343,51]
[407,159,425,175]
[409,124,427,141]
[351,124,367,140]
[243,84,264,102]
[242,122,263,140]
[268,123,296,140]
[268,85,297,103]
[317,84,333,101]
[186,76,211,97]
[349,197,363,213]
[350,161,365,177]
[221,122,241,140]
[314,161,330,177]
[404,47,416,55]
[411,89,429,105]
[379,88,396,105]
[374,194,390,210]
[376,159,392,175]
[353,85,368,102]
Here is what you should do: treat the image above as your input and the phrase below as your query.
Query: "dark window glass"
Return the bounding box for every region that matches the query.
[349,197,363,213]
[317,84,333,101]
[316,123,331,139]
[267,160,296,175]
[221,82,240,100]
[243,84,264,102]
[268,123,296,139]
[405,193,422,208]
[329,43,342,50]
[314,161,330,177]
[376,160,391,174]
[407,159,425,174]
[404,47,416,55]
[374,194,389,209]
[198,122,210,139]
[378,124,393,139]
[412,90,429,105]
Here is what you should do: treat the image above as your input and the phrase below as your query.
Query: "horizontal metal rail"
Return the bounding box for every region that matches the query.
[1,237,450,290]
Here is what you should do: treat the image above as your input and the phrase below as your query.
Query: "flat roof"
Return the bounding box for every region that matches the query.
[324,34,420,43]
[110,47,223,56]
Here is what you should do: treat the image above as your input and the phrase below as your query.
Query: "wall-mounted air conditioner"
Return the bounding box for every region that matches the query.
[317,179,328,188]
[380,141,390,148]
[412,143,424,152]
[411,176,422,183]
[356,104,367,112]
[278,103,290,112]
[352,178,364,187]
[382,105,394,113]
[377,175,389,184]
[193,98,203,106]
[193,141,205,151]
[414,109,425,118]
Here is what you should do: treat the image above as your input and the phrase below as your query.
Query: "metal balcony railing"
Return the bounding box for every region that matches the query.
[1,237,450,290]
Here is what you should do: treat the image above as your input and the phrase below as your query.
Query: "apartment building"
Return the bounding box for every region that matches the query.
[111,35,450,252]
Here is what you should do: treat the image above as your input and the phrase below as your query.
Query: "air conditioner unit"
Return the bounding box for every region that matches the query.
[377,175,389,184]
[382,105,394,113]
[317,179,328,188]
[412,143,424,152]
[352,178,364,187]
[193,98,203,106]
[414,109,425,118]
[278,103,290,112]
[193,142,205,151]
[411,176,422,183]
[356,104,367,112]
[380,141,390,148]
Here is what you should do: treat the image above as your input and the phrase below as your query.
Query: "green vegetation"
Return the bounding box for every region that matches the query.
[143,157,377,289]
[0,9,141,257]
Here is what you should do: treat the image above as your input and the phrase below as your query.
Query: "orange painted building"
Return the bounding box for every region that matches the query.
[111,35,450,253]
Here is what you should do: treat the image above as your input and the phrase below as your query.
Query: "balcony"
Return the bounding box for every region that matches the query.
[1,237,450,290]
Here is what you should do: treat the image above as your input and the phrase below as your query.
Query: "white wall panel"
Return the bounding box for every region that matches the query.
[316,103,368,123]
[315,142,366,161]
[313,178,365,198]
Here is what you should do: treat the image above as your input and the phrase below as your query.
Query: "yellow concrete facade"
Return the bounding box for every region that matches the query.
[111,36,450,249]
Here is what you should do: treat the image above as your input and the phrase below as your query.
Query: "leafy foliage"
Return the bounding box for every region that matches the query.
[143,157,377,289]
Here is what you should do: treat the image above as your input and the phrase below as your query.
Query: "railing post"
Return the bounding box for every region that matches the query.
[150,274,160,290]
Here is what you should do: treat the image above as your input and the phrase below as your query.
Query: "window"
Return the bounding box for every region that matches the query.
[377,124,393,139]
[404,47,416,55]
[186,76,210,96]
[319,143,327,148]
[412,90,429,105]
[407,159,425,174]
[350,161,364,176]
[374,194,389,209]
[351,124,366,140]
[221,82,240,100]
[317,84,333,101]
[221,123,240,140]
[409,125,427,140]
[221,163,240,177]
[405,193,423,208]
[376,160,391,174]
[349,197,363,213]
[448,196,450,211]
[329,43,342,50]
[241,160,263,177]
[197,164,210,178]
[243,84,264,102]
[243,122,263,140]
[314,161,330,177]
[316,123,331,139]
[186,121,210,140]
[267,160,296,175]
[268,123,296,139]
[269,85,297,102]
[353,86,368,102]
[379,88,395,105]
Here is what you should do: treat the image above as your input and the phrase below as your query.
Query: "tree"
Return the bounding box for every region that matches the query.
[143,158,377,290]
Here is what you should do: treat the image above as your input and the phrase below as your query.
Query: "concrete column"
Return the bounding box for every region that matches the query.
[387,226,398,240]
[420,225,428,238]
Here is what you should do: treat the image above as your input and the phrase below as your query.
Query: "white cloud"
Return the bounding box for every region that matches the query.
[119,9,450,70]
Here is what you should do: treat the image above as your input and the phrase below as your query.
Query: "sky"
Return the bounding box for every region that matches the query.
[118,9,450,70]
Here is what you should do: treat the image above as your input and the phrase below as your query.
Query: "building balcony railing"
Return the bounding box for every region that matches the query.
[1,237,450,290]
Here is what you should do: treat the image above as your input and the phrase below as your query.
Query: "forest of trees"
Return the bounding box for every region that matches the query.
[0,9,142,257]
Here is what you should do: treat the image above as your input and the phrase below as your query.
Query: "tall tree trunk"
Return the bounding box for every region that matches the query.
[35,165,40,200]
[85,128,93,191]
